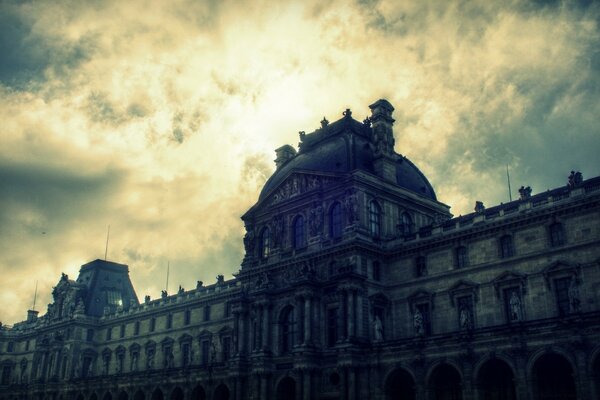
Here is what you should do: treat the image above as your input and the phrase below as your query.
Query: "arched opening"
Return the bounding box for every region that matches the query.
[279,306,296,354]
[150,389,163,400]
[213,384,230,400]
[399,212,413,236]
[170,388,184,400]
[276,377,296,400]
[385,368,415,400]
[76,395,84,400]
[102,393,112,400]
[90,394,98,400]
[191,385,206,400]
[532,353,576,400]
[118,392,128,400]
[476,359,516,400]
[133,391,145,400]
[429,363,462,400]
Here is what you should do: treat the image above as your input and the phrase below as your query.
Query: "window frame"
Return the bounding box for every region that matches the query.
[369,200,381,238]
[293,215,306,249]
[330,202,343,239]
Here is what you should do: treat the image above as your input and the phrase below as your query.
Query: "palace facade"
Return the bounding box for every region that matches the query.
[1,100,600,400]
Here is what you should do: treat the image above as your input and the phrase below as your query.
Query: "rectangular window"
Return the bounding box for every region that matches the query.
[224,303,231,318]
[327,308,338,347]
[184,309,191,325]
[86,329,94,342]
[150,317,156,332]
[25,340,30,351]
[6,342,14,352]
[555,277,571,316]
[1,366,11,385]
[416,256,427,277]
[106,327,112,341]
[182,343,191,367]
[500,235,514,258]
[455,246,468,269]
[166,314,173,329]
[134,321,140,336]
[201,340,210,365]
[550,223,565,247]
[120,324,125,338]
[204,305,211,321]
[82,356,92,378]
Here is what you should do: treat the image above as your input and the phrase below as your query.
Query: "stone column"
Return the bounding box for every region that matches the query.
[304,296,312,344]
[261,374,269,400]
[356,291,364,339]
[233,311,240,354]
[262,304,270,351]
[348,290,355,339]
[348,367,357,400]
[296,296,304,345]
[339,291,347,341]
[303,369,312,400]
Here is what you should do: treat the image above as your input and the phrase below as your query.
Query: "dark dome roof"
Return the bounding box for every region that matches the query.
[259,114,436,201]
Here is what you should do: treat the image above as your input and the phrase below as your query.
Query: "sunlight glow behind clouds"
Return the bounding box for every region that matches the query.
[0,0,598,324]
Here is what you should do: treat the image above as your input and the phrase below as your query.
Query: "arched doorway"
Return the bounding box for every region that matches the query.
[476,359,516,400]
[118,392,128,400]
[276,377,296,400]
[385,368,415,400]
[170,388,184,400]
[429,363,463,400]
[150,389,163,400]
[133,391,145,400]
[213,384,230,400]
[191,385,206,400]
[532,353,576,400]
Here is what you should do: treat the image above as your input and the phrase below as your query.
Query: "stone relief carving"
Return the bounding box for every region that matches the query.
[243,225,255,253]
[270,174,332,205]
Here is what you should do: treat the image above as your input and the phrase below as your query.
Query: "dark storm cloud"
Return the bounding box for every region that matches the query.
[0,160,124,235]
[0,2,96,89]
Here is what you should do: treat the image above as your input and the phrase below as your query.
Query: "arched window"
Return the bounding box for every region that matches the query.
[293,216,305,249]
[280,306,295,354]
[260,227,271,259]
[369,201,381,238]
[399,212,413,236]
[330,202,343,239]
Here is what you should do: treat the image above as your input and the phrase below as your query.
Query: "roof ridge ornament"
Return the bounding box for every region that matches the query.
[343,108,352,118]
[320,117,329,128]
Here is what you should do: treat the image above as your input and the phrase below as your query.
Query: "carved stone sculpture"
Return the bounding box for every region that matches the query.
[509,291,522,321]
[413,308,424,336]
[569,278,580,313]
[309,203,324,236]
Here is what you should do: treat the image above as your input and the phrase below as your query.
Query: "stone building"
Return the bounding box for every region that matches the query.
[1,100,600,400]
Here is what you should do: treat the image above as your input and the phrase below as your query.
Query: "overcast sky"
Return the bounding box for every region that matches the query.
[1,0,598,325]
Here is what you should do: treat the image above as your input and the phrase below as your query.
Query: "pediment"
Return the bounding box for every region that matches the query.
[160,337,174,346]
[198,329,212,338]
[449,280,479,306]
[369,292,391,305]
[542,260,579,288]
[263,172,341,207]
[492,271,528,297]
[178,333,193,343]
[407,289,435,309]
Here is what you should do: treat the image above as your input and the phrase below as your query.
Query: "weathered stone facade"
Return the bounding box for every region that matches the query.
[1,100,600,400]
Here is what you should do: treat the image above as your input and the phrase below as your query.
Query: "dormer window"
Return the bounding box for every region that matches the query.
[293,215,306,249]
[369,201,381,238]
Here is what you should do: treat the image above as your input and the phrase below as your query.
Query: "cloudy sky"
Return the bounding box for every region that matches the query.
[1,0,599,325]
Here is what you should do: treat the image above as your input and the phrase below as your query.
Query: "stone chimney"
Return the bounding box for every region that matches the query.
[27,309,38,323]
[274,145,297,169]
[369,99,397,182]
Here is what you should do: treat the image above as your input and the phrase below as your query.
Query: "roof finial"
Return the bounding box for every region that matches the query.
[343,108,352,118]
[320,117,329,128]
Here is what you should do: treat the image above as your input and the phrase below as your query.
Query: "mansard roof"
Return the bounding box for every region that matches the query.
[257,106,436,203]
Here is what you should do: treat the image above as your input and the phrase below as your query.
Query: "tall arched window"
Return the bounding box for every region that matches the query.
[280,306,295,354]
[399,212,413,236]
[260,227,271,259]
[293,216,306,249]
[330,202,343,239]
[369,201,381,238]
